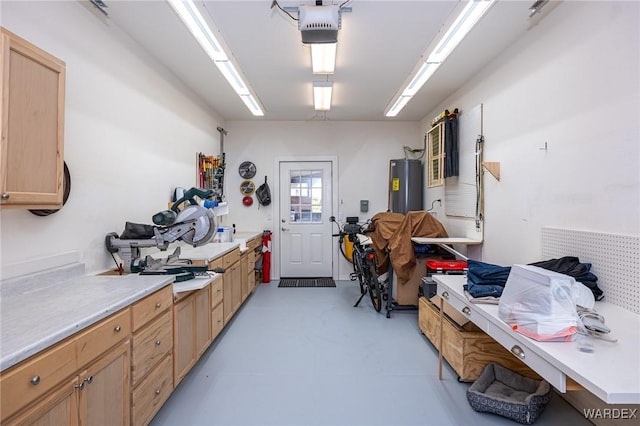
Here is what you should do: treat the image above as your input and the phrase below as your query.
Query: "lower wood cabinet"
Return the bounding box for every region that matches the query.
[173,285,211,387]
[5,339,130,426]
[131,354,172,426]
[130,286,174,425]
[211,277,224,341]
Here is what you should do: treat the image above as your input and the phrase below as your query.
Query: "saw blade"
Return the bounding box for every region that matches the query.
[176,205,217,246]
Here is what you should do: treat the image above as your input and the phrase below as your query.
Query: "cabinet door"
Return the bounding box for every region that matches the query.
[0,28,65,208]
[4,377,77,426]
[78,340,130,426]
[195,286,211,358]
[173,294,196,386]
[231,262,242,312]
[240,255,249,302]
[223,269,233,324]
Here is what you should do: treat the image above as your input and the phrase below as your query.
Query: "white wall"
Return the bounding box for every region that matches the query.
[423,0,640,266]
[223,120,421,279]
[0,1,224,274]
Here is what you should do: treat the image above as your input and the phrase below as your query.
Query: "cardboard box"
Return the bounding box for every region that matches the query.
[394,259,426,306]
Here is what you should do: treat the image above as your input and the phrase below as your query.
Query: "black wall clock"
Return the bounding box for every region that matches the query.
[238,161,256,179]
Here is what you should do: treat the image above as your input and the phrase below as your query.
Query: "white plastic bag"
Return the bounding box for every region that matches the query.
[498,265,594,342]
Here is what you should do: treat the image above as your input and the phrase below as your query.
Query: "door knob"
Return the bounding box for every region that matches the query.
[281,227,289,232]
[281,219,286,223]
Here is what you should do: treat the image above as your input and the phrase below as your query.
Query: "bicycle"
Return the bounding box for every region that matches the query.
[331,216,387,312]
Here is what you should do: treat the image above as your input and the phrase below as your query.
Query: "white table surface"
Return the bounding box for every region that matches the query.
[434,274,640,404]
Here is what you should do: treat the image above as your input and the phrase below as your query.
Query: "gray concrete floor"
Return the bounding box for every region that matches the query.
[150,280,592,426]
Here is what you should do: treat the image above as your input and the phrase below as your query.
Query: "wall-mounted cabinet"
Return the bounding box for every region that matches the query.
[0,28,66,209]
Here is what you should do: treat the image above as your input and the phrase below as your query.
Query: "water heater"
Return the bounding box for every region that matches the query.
[389,159,423,213]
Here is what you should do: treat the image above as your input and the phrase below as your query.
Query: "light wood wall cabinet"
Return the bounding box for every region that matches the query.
[0,308,131,425]
[0,27,65,209]
[130,286,173,426]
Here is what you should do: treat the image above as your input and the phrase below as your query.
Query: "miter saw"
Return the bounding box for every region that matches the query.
[106,187,218,273]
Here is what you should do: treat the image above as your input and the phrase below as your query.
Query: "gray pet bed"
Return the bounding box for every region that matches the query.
[467,363,551,424]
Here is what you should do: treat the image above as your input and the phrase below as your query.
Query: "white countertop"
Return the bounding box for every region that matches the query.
[434,274,640,404]
[177,231,262,261]
[0,271,173,371]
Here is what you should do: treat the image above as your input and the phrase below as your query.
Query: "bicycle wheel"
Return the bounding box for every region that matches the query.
[352,249,367,295]
[364,257,382,312]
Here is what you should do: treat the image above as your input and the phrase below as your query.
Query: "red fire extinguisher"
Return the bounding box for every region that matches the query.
[262,231,272,283]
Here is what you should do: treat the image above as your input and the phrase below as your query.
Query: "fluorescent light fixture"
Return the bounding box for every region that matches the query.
[311,43,337,74]
[240,95,264,117]
[385,0,494,117]
[386,95,411,118]
[167,0,264,116]
[166,0,226,61]
[403,62,440,96]
[428,0,495,63]
[215,60,249,95]
[313,81,333,111]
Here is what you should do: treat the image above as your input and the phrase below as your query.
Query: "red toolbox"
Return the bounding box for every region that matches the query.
[421,260,468,299]
[425,259,468,274]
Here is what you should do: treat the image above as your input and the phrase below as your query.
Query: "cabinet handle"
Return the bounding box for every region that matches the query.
[75,381,85,390]
[156,302,161,308]
[511,345,526,359]
[1,193,9,200]
[155,340,161,346]
[84,376,93,384]
[441,291,449,300]
[114,325,122,333]
[30,375,40,385]
[462,306,471,315]
[155,389,161,396]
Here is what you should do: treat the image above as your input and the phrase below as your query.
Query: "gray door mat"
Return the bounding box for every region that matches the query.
[278,278,336,288]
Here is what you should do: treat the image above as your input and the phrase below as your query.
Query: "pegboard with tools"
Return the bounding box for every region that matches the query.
[197,152,225,202]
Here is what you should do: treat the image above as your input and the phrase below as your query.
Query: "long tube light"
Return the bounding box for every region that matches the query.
[385,0,494,117]
[313,81,333,111]
[311,43,337,74]
[167,0,264,116]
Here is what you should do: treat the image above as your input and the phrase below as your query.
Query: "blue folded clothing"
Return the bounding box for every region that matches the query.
[465,259,511,298]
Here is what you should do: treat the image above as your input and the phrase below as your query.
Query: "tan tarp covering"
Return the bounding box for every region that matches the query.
[369,211,448,282]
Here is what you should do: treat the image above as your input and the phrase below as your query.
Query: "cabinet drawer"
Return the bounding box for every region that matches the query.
[131,310,173,386]
[208,257,223,271]
[248,238,261,251]
[131,286,173,332]
[210,275,223,308]
[76,308,130,368]
[211,303,224,341]
[131,354,173,426]
[0,338,76,421]
[223,248,240,268]
[488,323,566,391]
[437,288,487,330]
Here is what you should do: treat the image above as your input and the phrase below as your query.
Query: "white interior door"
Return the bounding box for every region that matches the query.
[279,161,333,277]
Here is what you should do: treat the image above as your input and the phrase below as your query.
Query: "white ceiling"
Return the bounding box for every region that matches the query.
[104,0,548,122]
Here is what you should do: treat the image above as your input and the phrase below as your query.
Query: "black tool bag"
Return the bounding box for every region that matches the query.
[256,176,271,206]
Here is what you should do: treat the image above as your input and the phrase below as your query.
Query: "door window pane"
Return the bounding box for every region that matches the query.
[290,169,323,223]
